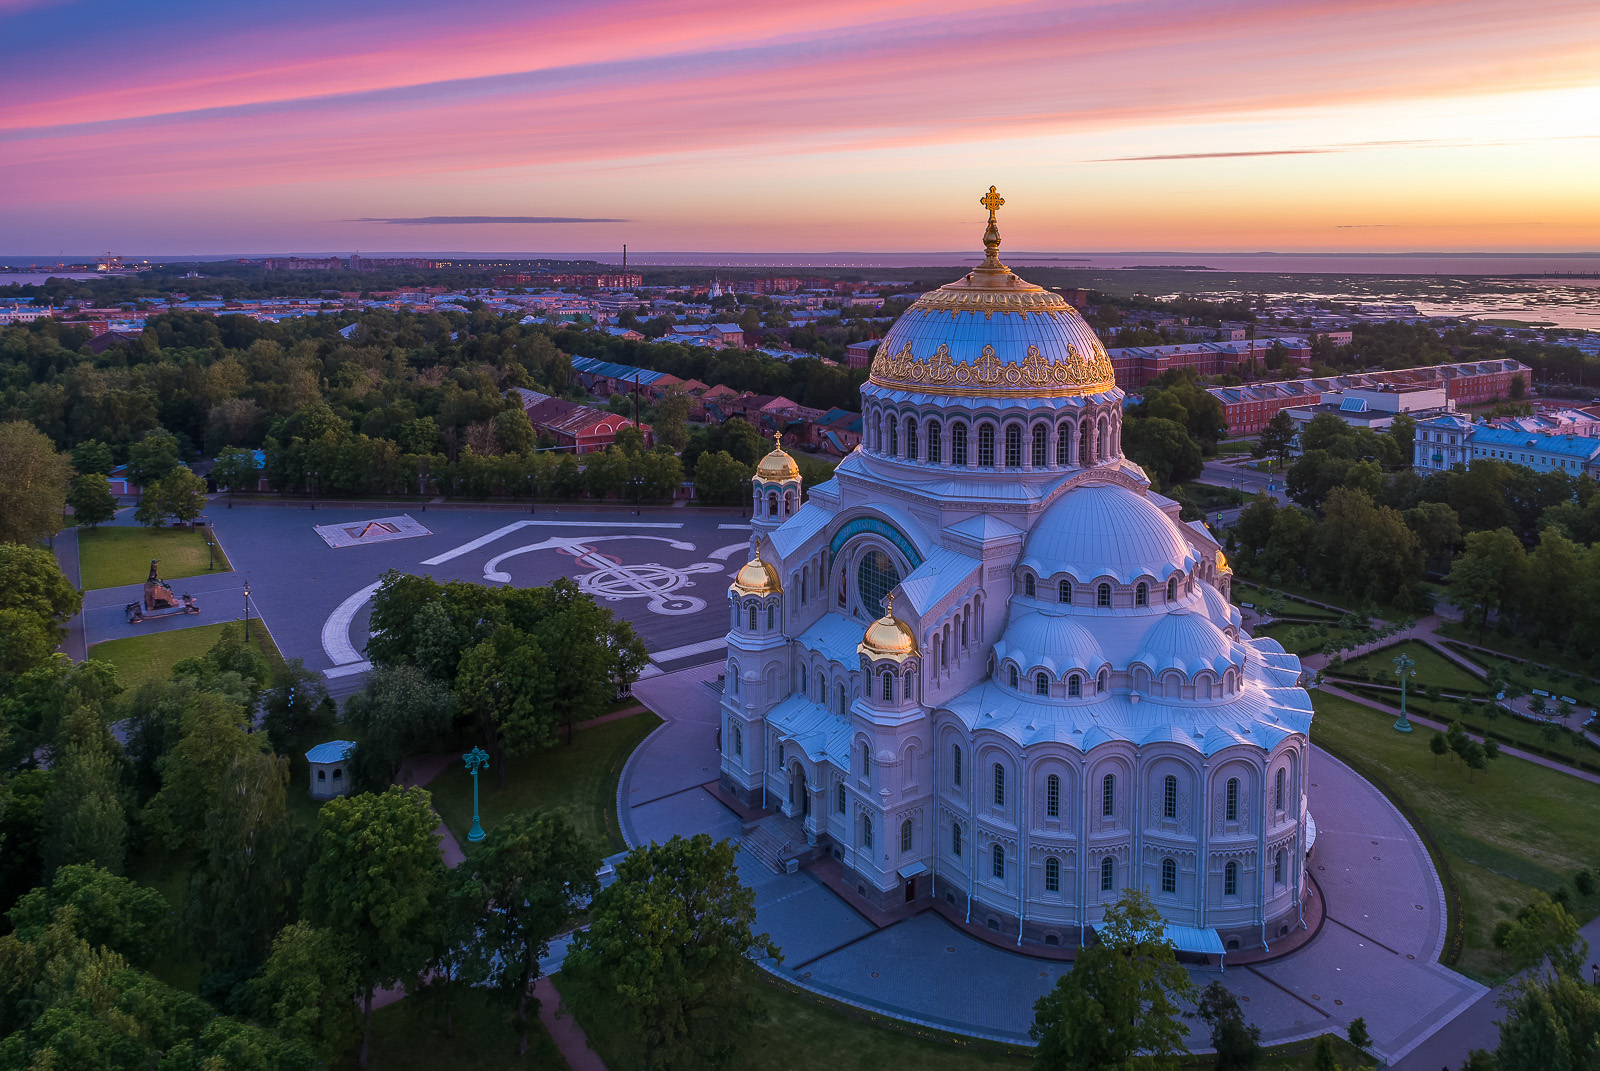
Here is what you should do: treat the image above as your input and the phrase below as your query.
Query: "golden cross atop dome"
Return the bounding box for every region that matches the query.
[978,185,1006,270]
[980,185,1005,221]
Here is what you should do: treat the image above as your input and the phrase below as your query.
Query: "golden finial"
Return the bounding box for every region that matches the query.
[978,185,1005,271]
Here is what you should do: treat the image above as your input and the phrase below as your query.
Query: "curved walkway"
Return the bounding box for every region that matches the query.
[624,662,1485,1060]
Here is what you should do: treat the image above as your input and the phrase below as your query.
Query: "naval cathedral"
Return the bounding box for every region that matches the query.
[719,189,1313,954]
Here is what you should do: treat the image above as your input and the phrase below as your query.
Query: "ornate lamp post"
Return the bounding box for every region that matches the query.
[463,747,490,843]
[242,580,251,642]
[1393,652,1416,733]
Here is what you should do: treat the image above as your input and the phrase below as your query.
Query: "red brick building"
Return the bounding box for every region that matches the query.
[518,391,653,455]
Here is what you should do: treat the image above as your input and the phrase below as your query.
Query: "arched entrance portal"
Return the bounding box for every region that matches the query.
[788,761,809,818]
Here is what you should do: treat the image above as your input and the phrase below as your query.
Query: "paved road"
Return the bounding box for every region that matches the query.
[1197,458,1290,504]
[623,663,1484,1056]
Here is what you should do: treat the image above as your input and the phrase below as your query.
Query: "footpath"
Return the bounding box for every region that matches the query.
[373,706,653,1068]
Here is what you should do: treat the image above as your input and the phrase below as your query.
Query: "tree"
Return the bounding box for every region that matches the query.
[693,449,751,505]
[1446,528,1526,639]
[126,430,181,487]
[343,664,454,789]
[0,421,71,544]
[69,440,114,476]
[652,392,691,452]
[154,467,209,526]
[1123,416,1203,488]
[1030,888,1196,1071]
[258,656,333,755]
[211,445,259,504]
[251,921,362,1066]
[491,409,537,456]
[1257,411,1296,466]
[1494,971,1600,1071]
[1346,1016,1371,1056]
[42,710,128,875]
[413,867,489,1041]
[1430,731,1448,768]
[1313,1035,1338,1071]
[454,627,556,786]
[142,684,263,855]
[1403,501,1462,574]
[66,473,117,529]
[1509,371,1527,400]
[184,748,303,985]
[7,864,167,968]
[301,786,441,1069]
[0,543,82,677]
[1491,893,1587,977]
[566,833,780,1071]
[1190,980,1262,1070]
[471,810,602,1054]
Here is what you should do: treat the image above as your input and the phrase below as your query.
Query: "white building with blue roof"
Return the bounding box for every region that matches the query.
[717,192,1313,956]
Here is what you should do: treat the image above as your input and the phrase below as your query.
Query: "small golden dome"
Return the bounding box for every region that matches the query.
[859,593,918,662]
[1216,549,1232,576]
[731,545,781,596]
[755,431,800,481]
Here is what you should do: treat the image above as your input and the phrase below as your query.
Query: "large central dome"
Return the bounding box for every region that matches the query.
[869,186,1115,398]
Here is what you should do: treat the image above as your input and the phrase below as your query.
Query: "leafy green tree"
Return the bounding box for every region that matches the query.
[1403,501,1462,573]
[471,810,602,1054]
[126,430,181,487]
[157,466,209,525]
[1313,1035,1339,1071]
[1258,410,1296,466]
[250,921,362,1067]
[142,684,263,855]
[566,833,781,1071]
[0,543,82,678]
[1525,526,1585,642]
[1190,979,1262,1070]
[185,748,303,984]
[66,472,117,529]
[635,448,685,501]
[693,449,750,505]
[0,769,52,912]
[454,627,556,786]
[69,439,115,476]
[0,420,71,544]
[491,408,537,455]
[1030,888,1196,1071]
[1123,416,1203,488]
[344,664,454,789]
[1492,892,1587,977]
[258,656,332,755]
[1430,731,1448,768]
[211,445,260,503]
[42,709,128,875]
[413,866,490,1040]
[7,864,167,968]
[1346,1016,1371,1056]
[301,786,441,1069]
[652,392,691,451]
[1494,970,1600,1071]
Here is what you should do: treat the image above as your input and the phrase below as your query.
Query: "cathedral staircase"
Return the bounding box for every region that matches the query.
[739,813,816,875]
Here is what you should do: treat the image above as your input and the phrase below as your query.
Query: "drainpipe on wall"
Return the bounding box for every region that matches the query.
[1017,809,1026,947]
[1259,760,1269,952]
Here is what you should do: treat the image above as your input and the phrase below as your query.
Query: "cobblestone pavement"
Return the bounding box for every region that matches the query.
[625,663,1486,1056]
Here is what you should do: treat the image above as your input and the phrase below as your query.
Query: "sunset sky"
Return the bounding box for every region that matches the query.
[3,0,1598,255]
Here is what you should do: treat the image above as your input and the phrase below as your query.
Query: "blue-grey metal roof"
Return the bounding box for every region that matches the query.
[305,740,355,764]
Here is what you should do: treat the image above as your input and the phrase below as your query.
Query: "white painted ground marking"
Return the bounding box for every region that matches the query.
[420,519,682,566]
[485,535,721,615]
[325,660,372,678]
[322,580,383,665]
[718,523,753,530]
[709,542,751,561]
[648,637,728,663]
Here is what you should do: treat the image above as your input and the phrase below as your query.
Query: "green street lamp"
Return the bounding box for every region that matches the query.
[1393,653,1416,733]
[463,747,490,843]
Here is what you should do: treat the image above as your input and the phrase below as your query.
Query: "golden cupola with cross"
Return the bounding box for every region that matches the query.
[750,430,801,531]
[867,186,1115,399]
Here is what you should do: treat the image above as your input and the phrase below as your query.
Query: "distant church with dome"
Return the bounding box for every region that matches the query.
[720,188,1313,954]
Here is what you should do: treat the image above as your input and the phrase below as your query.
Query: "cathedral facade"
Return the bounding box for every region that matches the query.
[719,190,1313,953]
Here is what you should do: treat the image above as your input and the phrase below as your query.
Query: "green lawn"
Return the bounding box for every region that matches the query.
[1310,692,1600,981]
[77,525,231,590]
[556,971,1367,1071]
[1437,625,1600,689]
[1174,481,1249,512]
[1330,640,1488,696]
[340,988,566,1071]
[87,621,282,691]
[429,712,661,855]
[1233,583,1342,621]
[1253,622,1366,656]
[1339,686,1598,771]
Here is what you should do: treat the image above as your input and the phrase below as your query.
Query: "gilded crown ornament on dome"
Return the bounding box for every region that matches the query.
[866,186,1117,398]
[755,430,800,480]
[730,544,781,596]
[858,593,918,662]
